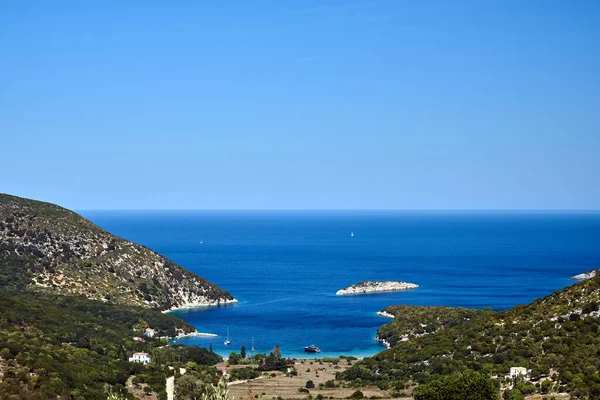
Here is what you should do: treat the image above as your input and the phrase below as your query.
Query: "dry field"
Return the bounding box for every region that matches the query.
[223,359,410,400]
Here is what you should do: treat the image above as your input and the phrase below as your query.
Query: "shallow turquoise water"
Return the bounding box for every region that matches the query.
[83,211,600,358]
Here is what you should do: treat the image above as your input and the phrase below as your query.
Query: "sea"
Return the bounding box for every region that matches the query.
[82,210,600,359]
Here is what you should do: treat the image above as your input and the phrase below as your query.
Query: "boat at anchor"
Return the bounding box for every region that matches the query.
[304,345,321,353]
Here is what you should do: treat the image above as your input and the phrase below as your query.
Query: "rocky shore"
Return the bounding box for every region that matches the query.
[336,281,419,295]
[375,335,391,348]
[164,298,238,313]
[174,330,219,339]
[572,269,599,281]
[376,310,395,319]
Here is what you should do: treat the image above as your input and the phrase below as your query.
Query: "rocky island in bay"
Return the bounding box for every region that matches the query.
[336,280,419,295]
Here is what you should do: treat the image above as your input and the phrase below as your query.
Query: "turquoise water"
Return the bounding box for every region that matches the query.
[83,211,600,359]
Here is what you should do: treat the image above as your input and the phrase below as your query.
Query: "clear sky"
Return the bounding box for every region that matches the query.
[1,0,599,210]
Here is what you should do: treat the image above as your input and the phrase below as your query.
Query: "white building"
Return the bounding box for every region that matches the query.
[510,367,528,378]
[129,352,151,364]
[144,328,155,338]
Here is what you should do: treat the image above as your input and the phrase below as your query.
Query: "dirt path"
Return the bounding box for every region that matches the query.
[166,375,174,400]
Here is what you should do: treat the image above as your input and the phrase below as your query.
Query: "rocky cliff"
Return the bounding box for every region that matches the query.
[0,194,236,311]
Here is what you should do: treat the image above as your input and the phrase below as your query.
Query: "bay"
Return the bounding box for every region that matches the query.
[82,211,600,359]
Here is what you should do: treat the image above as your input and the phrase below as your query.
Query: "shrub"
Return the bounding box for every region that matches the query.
[413,370,499,400]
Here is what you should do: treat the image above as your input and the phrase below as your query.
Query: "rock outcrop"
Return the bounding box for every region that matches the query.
[572,269,599,281]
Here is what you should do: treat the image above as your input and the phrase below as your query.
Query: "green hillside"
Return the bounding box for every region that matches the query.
[0,194,232,399]
[340,276,600,399]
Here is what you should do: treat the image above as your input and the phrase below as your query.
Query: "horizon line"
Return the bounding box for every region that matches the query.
[76,208,600,213]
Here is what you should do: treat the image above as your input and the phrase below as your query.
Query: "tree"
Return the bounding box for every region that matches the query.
[306,380,315,389]
[503,388,524,400]
[271,345,281,359]
[413,370,499,400]
[133,319,148,333]
[177,374,204,399]
[228,352,241,365]
[241,345,246,359]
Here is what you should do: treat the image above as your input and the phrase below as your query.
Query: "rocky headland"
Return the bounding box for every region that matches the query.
[0,193,236,311]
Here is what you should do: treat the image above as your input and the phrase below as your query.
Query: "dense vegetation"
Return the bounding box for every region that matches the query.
[339,276,600,398]
[0,289,221,399]
[0,286,227,399]
[412,370,499,400]
[133,347,222,399]
[377,305,489,346]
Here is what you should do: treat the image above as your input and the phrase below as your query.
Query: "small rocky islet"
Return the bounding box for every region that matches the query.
[335,280,419,295]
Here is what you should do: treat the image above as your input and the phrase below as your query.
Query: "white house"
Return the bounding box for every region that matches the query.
[510,367,528,378]
[129,352,151,364]
[144,328,155,338]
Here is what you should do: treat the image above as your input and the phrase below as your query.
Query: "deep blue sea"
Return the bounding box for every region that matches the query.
[82,211,600,359]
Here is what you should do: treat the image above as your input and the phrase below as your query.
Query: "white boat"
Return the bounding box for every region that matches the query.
[224,327,231,345]
[251,336,255,352]
[350,232,354,237]
[304,345,321,353]
[199,239,203,244]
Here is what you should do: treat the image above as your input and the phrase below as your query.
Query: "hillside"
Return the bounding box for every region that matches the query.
[340,276,600,398]
[376,305,490,347]
[0,193,235,311]
[0,290,221,399]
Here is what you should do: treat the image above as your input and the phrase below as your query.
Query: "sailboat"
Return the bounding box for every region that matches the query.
[224,327,231,345]
[350,232,354,237]
[199,238,203,244]
[250,337,255,352]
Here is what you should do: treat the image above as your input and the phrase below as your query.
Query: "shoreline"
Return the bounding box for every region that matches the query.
[172,330,219,339]
[375,335,391,349]
[376,310,395,319]
[209,346,386,360]
[162,298,238,313]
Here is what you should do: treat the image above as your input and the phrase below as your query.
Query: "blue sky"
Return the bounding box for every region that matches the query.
[1,0,599,210]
